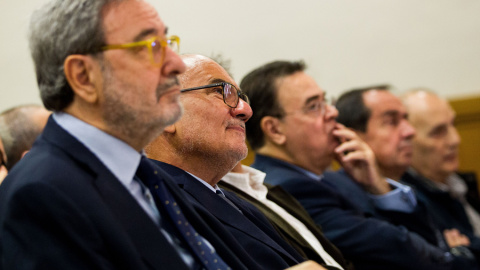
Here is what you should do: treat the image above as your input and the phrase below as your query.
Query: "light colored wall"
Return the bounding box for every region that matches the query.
[1,0,480,111]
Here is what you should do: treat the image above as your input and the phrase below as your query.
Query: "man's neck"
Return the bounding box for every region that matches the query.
[257,147,326,175]
[64,106,152,152]
[377,165,405,182]
[412,166,448,184]
[148,150,235,188]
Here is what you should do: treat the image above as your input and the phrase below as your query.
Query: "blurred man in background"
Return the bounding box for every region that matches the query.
[0,104,50,171]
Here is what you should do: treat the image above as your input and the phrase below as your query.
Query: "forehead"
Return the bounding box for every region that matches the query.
[182,59,237,88]
[411,95,455,129]
[276,72,324,109]
[363,90,406,117]
[102,0,165,43]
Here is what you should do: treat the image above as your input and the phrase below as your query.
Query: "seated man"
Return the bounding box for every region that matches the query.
[402,89,480,250]
[146,54,327,270]
[241,60,477,270]
[335,86,476,256]
[0,104,51,171]
[220,162,353,269]
[0,0,249,269]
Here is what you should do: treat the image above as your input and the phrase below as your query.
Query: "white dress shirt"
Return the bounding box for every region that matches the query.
[222,165,344,270]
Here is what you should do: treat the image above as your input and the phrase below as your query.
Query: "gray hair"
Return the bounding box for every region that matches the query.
[0,105,49,170]
[29,0,121,111]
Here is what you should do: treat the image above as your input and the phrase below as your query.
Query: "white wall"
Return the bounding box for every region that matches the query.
[1,0,479,111]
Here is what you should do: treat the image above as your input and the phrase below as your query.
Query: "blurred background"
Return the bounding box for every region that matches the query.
[1,0,479,178]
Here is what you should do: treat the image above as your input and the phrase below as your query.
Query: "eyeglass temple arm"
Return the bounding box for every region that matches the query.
[180,83,224,92]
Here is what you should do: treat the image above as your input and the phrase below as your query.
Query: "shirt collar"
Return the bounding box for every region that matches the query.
[53,112,141,188]
[184,171,222,194]
[277,158,324,181]
[222,165,268,200]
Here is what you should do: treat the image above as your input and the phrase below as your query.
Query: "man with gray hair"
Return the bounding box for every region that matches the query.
[0,104,50,171]
[0,0,248,269]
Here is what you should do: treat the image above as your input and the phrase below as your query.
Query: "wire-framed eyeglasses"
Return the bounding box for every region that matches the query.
[180,82,250,109]
[100,35,180,67]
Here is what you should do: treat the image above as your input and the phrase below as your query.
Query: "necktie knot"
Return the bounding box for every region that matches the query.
[136,156,158,187]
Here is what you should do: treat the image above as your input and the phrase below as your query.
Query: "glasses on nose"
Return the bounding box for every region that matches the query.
[180,82,250,109]
[100,35,180,67]
[280,98,333,118]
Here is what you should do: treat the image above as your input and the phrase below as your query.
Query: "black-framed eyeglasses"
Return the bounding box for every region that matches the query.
[180,82,250,109]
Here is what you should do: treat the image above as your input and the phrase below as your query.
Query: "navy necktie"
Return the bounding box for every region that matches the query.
[136,157,230,270]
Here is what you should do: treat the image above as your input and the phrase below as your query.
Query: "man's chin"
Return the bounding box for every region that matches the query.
[162,104,183,126]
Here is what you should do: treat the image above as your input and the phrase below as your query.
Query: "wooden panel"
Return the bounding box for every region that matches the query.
[450,95,480,182]
[241,141,255,166]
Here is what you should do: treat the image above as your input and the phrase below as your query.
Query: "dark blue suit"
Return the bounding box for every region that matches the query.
[0,117,246,270]
[150,160,304,270]
[252,154,478,270]
[324,169,444,248]
[402,171,480,260]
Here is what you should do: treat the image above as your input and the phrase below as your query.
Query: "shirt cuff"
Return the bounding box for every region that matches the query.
[369,179,417,213]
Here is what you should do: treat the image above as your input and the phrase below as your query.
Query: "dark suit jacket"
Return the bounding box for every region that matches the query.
[252,154,478,270]
[219,180,353,270]
[151,159,304,270]
[0,117,246,270]
[402,171,480,258]
[324,169,443,248]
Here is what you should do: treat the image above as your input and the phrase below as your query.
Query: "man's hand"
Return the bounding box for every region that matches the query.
[444,229,470,248]
[286,260,328,270]
[333,124,391,195]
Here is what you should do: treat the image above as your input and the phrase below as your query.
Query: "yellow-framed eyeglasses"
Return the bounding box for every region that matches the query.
[100,35,180,67]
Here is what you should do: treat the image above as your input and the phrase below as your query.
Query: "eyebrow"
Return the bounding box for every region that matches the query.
[381,110,407,119]
[131,28,158,42]
[209,78,227,84]
[304,92,325,106]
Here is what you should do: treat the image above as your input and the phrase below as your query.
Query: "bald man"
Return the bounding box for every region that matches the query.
[402,89,480,257]
[146,54,328,270]
[0,104,51,171]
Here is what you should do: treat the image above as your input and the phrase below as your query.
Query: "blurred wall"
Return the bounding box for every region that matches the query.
[1,0,480,111]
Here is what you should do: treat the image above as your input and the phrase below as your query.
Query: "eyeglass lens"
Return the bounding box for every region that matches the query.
[223,83,250,108]
[151,37,179,65]
[223,83,237,108]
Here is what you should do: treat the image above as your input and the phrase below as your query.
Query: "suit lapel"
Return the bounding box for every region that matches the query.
[267,184,351,269]
[150,165,249,269]
[41,118,189,269]
[219,181,316,257]
[153,161,299,263]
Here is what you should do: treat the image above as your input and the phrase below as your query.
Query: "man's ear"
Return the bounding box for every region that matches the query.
[164,123,176,134]
[356,129,367,141]
[260,116,286,145]
[21,150,29,159]
[64,54,101,104]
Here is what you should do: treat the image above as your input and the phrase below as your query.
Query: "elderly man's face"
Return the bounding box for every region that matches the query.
[276,72,339,173]
[98,0,186,138]
[174,59,252,166]
[360,90,416,174]
[408,93,460,181]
